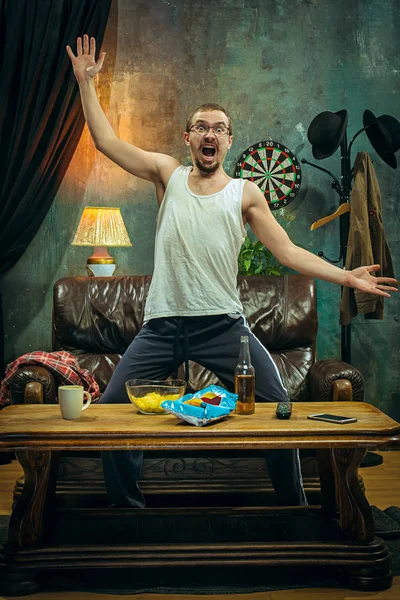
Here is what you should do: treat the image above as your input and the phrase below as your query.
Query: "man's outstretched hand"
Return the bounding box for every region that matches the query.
[344,264,398,298]
[66,34,105,83]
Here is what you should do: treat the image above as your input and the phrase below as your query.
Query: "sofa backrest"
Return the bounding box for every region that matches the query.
[53,275,317,398]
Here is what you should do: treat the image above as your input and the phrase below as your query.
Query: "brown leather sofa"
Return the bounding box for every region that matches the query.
[9,274,364,508]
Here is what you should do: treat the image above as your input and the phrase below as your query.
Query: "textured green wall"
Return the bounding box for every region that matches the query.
[1,0,399,419]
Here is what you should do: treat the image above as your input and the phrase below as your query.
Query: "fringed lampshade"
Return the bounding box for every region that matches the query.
[72,207,132,276]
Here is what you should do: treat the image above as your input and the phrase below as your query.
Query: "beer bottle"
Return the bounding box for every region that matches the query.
[234,335,255,415]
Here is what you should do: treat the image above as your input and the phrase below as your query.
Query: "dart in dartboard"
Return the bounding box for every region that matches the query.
[235,140,302,210]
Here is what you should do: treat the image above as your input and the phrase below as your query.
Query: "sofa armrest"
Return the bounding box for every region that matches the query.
[10,366,57,405]
[308,359,364,403]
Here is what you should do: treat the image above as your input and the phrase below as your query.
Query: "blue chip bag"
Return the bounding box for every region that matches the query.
[161,385,238,426]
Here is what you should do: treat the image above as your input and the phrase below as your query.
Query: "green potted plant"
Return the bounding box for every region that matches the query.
[238,235,288,276]
[238,211,300,276]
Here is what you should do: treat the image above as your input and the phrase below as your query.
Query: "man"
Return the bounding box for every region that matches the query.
[67,36,398,509]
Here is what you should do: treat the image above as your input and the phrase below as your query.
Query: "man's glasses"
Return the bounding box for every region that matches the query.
[189,123,230,137]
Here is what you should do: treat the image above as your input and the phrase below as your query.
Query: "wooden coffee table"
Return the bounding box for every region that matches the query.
[0,401,399,594]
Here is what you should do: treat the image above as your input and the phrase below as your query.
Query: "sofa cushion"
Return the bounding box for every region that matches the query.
[53,276,152,354]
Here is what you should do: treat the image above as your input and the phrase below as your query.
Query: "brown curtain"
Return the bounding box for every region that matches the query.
[0,0,112,377]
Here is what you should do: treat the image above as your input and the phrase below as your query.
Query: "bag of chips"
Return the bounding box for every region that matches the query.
[161,385,237,426]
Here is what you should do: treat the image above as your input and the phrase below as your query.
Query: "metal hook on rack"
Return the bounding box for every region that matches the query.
[300,155,348,264]
[300,158,342,194]
[317,249,343,264]
[348,126,369,165]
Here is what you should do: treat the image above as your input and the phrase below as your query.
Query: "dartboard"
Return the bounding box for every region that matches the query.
[235,140,302,210]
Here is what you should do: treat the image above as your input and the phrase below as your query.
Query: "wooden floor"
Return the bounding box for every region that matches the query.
[0,451,399,600]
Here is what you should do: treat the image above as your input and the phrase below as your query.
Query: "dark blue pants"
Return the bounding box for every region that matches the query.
[100,315,307,507]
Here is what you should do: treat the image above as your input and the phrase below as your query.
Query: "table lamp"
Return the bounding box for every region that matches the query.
[72,206,132,276]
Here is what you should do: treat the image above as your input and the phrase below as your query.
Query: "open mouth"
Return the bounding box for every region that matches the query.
[202,145,216,159]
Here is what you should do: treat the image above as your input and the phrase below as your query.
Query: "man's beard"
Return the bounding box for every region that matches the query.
[194,157,221,174]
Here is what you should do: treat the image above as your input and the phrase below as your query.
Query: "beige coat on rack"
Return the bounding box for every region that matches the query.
[340,152,395,325]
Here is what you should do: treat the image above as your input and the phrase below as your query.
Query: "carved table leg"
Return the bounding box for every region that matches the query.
[0,450,53,595]
[10,450,53,549]
[332,447,392,591]
[316,448,338,518]
[332,447,374,542]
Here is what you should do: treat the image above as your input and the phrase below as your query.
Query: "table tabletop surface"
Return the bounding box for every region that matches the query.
[0,402,399,452]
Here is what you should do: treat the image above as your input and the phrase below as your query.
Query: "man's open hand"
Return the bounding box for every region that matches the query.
[66,34,105,83]
[344,265,398,297]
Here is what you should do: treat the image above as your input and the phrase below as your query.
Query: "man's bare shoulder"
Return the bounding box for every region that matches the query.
[242,180,265,214]
[153,154,183,206]
[154,153,182,186]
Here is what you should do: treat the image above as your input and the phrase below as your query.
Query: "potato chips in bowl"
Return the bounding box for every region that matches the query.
[126,379,186,414]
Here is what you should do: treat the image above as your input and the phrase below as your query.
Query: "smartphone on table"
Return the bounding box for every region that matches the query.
[307,413,357,424]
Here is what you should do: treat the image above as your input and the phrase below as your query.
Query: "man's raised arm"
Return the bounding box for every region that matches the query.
[66,35,179,184]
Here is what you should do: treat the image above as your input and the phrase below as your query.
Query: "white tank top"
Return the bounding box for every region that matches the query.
[144,165,246,321]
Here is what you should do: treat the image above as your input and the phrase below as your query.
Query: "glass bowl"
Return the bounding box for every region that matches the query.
[126,379,186,414]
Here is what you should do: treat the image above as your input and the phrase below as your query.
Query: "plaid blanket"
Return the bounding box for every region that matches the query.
[0,351,100,407]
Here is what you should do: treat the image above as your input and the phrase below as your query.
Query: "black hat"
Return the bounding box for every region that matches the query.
[307,109,348,160]
[363,109,400,169]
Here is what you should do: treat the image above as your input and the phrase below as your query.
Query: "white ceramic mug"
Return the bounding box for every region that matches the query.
[58,385,92,420]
